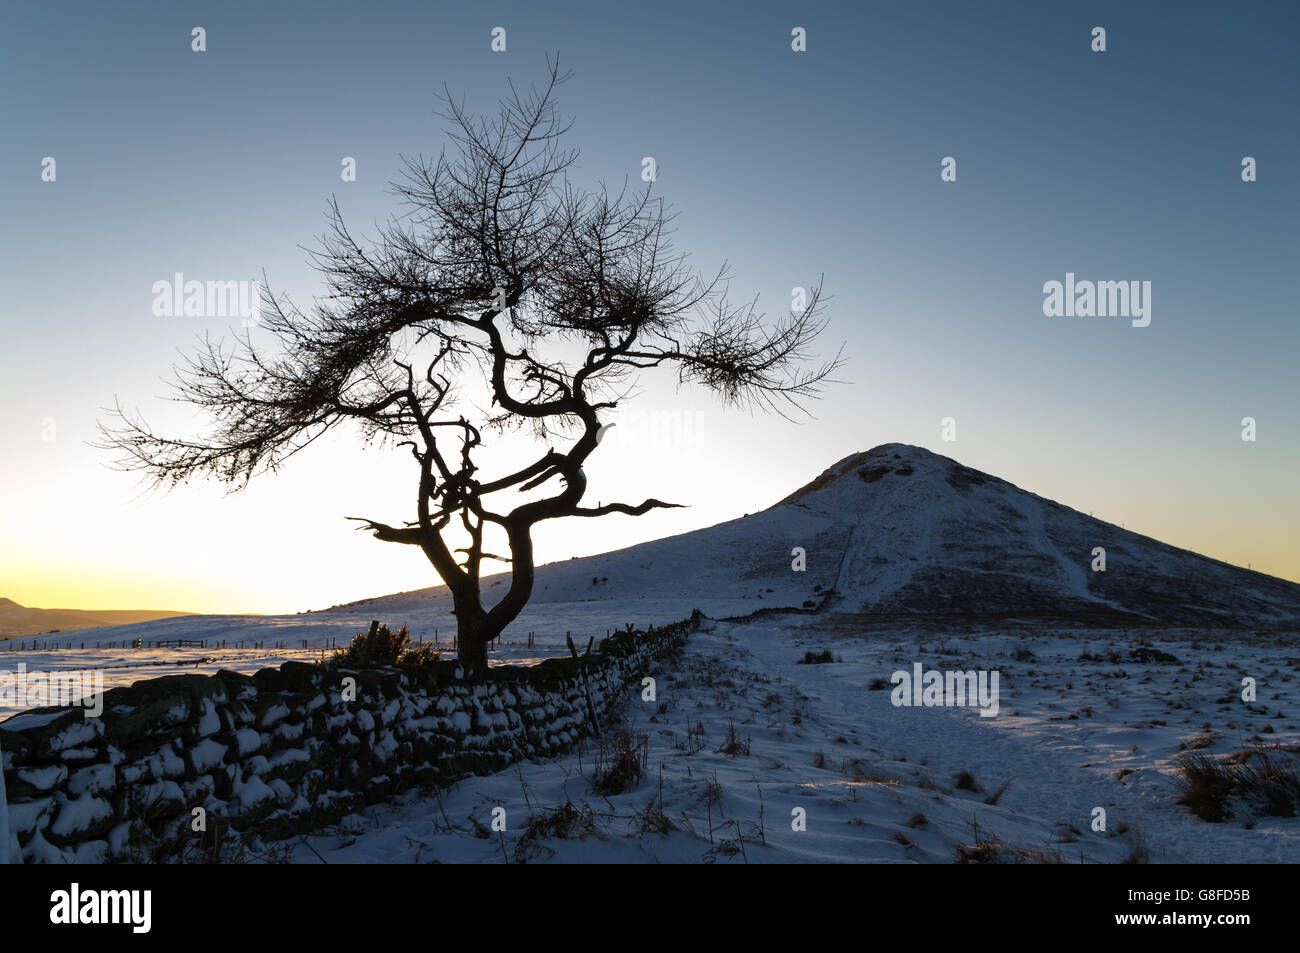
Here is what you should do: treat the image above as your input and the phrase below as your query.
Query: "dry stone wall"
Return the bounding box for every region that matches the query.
[1,614,697,863]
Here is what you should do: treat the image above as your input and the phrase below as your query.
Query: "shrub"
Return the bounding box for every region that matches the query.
[522,800,598,841]
[954,820,1062,864]
[324,620,440,669]
[592,729,645,795]
[636,799,676,835]
[1177,750,1300,822]
[1122,828,1151,864]
[715,720,751,757]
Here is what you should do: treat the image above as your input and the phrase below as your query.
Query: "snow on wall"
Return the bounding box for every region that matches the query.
[0,614,698,863]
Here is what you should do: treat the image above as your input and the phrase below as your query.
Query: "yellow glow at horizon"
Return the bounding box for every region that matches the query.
[4,431,1296,615]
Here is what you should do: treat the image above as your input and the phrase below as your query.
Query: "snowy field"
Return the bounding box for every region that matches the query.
[0,586,714,721]
[249,618,1294,864]
[4,608,1297,862]
[0,639,560,721]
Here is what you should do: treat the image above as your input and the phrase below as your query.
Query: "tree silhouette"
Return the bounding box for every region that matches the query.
[99,60,841,672]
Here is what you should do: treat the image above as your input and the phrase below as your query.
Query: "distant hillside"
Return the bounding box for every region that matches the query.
[0,598,194,640]
[26,443,1300,650]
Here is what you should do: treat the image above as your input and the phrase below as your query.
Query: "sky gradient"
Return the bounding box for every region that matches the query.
[1,0,1297,613]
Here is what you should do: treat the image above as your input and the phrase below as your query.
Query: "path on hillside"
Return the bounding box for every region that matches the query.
[721,619,1297,864]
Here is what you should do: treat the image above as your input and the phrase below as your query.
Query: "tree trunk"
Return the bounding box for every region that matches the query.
[457,622,490,673]
[453,601,495,675]
[450,524,536,675]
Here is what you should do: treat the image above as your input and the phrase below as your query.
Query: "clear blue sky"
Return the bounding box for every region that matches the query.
[1,0,1296,611]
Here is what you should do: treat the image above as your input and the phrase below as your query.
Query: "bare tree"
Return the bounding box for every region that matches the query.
[99,60,841,672]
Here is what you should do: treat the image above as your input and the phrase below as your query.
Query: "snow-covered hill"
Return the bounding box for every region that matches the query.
[774,444,1300,628]
[25,443,1300,656]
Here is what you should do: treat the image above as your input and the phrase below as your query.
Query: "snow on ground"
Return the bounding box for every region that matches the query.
[250,617,1298,864]
[0,646,315,719]
[0,591,690,720]
[5,609,1297,862]
[5,570,1298,860]
[0,639,565,720]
